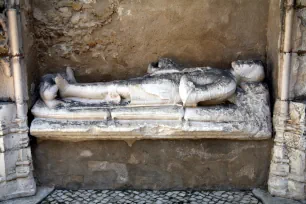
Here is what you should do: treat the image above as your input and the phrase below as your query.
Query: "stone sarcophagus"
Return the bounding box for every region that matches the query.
[30,59,272,141]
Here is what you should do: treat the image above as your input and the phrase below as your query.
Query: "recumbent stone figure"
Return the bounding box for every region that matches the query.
[39,58,265,108]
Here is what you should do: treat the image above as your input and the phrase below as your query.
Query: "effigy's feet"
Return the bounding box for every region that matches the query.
[55,74,69,98]
[66,67,77,83]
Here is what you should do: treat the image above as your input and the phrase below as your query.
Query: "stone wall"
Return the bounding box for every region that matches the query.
[28,0,269,83]
[33,140,272,190]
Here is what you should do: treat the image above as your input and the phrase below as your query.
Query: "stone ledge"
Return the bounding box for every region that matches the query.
[30,118,271,141]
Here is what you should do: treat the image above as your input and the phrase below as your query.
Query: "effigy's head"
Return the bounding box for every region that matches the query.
[231,60,265,82]
[147,58,182,74]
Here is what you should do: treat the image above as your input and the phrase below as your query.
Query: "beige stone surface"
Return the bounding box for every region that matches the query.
[266,0,282,99]
[0,72,14,101]
[292,9,306,52]
[289,7,306,99]
[297,0,306,6]
[33,139,272,190]
[30,0,269,82]
[289,54,306,99]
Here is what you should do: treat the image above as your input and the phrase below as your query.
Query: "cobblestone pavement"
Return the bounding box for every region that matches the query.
[40,190,262,204]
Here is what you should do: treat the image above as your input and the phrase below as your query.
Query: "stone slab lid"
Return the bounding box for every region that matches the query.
[32,100,185,121]
[31,100,110,120]
[111,105,184,120]
[30,118,271,141]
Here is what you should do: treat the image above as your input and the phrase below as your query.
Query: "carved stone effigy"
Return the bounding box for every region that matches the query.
[30,59,272,141]
[269,100,306,200]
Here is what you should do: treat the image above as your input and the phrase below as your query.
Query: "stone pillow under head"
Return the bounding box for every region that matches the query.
[147,58,183,74]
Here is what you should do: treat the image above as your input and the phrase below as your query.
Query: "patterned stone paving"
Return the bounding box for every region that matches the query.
[40,190,262,204]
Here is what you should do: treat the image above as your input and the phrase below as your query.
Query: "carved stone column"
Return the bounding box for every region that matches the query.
[269,100,306,200]
[0,2,36,201]
[0,102,36,200]
[268,0,306,200]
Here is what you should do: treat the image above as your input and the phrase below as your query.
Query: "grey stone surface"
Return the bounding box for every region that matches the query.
[290,6,306,99]
[292,8,306,52]
[32,140,272,190]
[289,54,306,99]
[40,189,262,204]
[0,103,36,201]
[268,101,306,200]
[0,186,54,204]
[289,8,306,99]
[253,189,303,204]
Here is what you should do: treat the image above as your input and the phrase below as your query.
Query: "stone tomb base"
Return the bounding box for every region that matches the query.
[30,83,272,141]
[33,139,272,190]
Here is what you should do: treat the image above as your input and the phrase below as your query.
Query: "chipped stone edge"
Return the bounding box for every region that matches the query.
[1,186,54,204]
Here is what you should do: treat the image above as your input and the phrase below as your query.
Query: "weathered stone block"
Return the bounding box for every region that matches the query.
[297,0,306,6]
[0,148,33,183]
[33,140,272,190]
[288,180,306,200]
[31,100,110,120]
[0,147,36,201]
[0,74,14,101]
[269,100,306,200]
[288,149,306,182]
[292,9,306,51]
[0,133,29,152]
[0,177,36,201]
[0,102,16,136]
[88,161,128,184]
[270,162,289,177]
[63,175,84,190]
[271,144,288,161]
[289,54,306,98]
[111,106,184,120]
[268,175,288,197]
